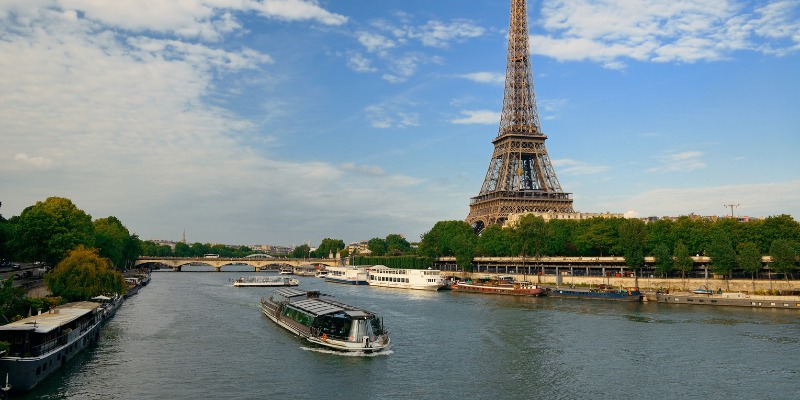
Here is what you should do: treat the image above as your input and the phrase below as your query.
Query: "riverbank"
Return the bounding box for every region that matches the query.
[447,271,798,294]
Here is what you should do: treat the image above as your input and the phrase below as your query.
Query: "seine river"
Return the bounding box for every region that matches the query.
[17,268,799,399]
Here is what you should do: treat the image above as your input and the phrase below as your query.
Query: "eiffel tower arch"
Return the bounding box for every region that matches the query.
[466,0,574,233]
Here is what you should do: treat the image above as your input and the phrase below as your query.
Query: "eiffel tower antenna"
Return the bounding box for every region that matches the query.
[466,0,573,233]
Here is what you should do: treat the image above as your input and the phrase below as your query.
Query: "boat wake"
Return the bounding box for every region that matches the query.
[299,346,393,357]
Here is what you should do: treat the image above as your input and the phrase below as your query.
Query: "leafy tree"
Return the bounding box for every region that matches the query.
[0,203,11,262]
[367,238,388,256]
[645,219,674,255]
[94,216,130,268]
[316,238,346,258]
[0,277,26,324]
[418,220,477,271]
[619,218,646,272]
[476,225,513,257]
[512,214,548,257]
[576,218,618,256]
[10,197,95,265]
[707,231,736,279]
[760,215,800,253]
[45,246,126,301]
[291,244,311,259]
[673,240,694,279]
[546,219,578,256]
[174,242,191,257]
[769,239,797,281]
[385,234,411,256]
[652,243,673,277]
[736,242,762,279]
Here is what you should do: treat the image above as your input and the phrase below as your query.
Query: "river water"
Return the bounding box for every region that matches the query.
[17,268,799,399]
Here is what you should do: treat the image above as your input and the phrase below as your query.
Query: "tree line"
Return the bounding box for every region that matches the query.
[415,214,800,279]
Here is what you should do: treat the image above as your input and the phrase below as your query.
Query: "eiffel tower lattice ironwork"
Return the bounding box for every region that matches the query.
[466,0,573,233]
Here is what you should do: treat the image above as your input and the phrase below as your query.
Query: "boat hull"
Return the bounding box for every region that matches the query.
[452,283,545,296]
[656,292,800,309]
[324,276,368,285]
[547,287,643,302]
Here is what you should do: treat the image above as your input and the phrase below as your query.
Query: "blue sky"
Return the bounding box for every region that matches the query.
[1,0,798,247]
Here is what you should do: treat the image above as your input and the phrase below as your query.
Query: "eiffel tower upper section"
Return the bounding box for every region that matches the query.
[466,0,574,232]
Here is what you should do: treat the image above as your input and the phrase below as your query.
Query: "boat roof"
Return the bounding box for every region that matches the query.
[273,287,312,299]
[0,302,99,334]
[289,298,374,318]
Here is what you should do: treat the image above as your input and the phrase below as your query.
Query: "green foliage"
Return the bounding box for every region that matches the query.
[673,241,694,278]
[93,216,134,269]
[350,255,433,269]
[0,277,26,324]
[367,238,388,256]
[315,238,346,258]
[418,220,477,271]
[291,244,311,258]
[44,246,126,301]
[385,234,411,255]
[769,239,797,279]
[10,197,95,265]
[619,219,646,270]
[736,242,762,278]
[476,225,513,256]
[707,231,736,278]
[511,214,548,257]
[652,243,673,277]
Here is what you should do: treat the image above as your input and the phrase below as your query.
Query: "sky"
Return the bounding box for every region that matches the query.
[1,0,799,247]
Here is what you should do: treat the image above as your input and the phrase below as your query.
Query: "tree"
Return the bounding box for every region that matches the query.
[736,242,762,280]
[673,240,694,279]
[174,242,191,257]
[316,238,346,258]
[385,234,411,256]
[45,246,126,301]
[10,197,95,265]
[619,219,646,273]
[652,243,673,277]
[367,238,388,256]
[769,239,797,282]
[707,231,736,279]
[476,225,513,257]
[419,220,477,271]
[512,214,548,257]
[291,244,311,259]
[0,277,26,323]
[94,216,130,269]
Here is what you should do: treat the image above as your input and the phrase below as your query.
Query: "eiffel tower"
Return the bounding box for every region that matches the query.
[466,0,573,233]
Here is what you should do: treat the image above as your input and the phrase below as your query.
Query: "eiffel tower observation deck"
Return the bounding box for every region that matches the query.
[466,0,574,233]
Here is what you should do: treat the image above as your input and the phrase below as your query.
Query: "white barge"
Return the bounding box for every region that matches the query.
[367,265,448,291]
[0,300,119,392]
[260,288,390,353]
[323,266,368,285]
[233,276,298,287]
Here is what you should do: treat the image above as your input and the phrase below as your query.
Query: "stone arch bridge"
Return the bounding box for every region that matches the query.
[134,257,340,272]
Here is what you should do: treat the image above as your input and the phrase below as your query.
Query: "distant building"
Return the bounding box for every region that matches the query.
[505,211,624,227]
[348,241,371,256]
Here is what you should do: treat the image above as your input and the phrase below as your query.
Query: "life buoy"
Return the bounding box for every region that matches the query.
[321,333,328,341]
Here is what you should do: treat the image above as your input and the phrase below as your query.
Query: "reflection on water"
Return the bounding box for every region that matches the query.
[16,271,800,400]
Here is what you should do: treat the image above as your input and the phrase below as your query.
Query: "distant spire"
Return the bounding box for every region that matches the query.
[182,229,186,243]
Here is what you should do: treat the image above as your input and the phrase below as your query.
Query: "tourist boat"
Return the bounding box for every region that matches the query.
[323,266,368,285]
[279,267,293,275]
[452,277,545,296]
[656,291,800,309]
[260,288,390,353]
[546,286,643,302]
[367,265,448,291]
[293,265,317,277]
[0,300,117,392]
[315,270,329,278]
[233,276,299,287]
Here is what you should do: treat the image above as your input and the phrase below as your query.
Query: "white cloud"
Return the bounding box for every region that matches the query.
[459,72,505,85]
[451,110,500,125]
[649,151,707,172]
[410,20,486,48]
[357,31,396,53]
[347,52,377,73]
[532,0,800,67]
[552,159,609,175]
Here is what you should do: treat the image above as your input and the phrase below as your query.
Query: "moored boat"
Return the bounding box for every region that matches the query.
[656,291,800,309]
[260,288,390,353]
[547,286,643,302]
[279,267,293,275]
[367,265,448,291]
[324,266,368,285]
[452,278,545,296]
[233,276,299,287]
[0,301,112,392]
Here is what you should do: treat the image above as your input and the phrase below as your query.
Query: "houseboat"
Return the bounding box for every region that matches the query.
[233,276,299,287]
[324,266,368,285]
[452,277,545,296]
[0,300,115,392]
[367,266,448,291]
[260,288,390,353]
[656,291,800,309]
[547,286,643,302]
